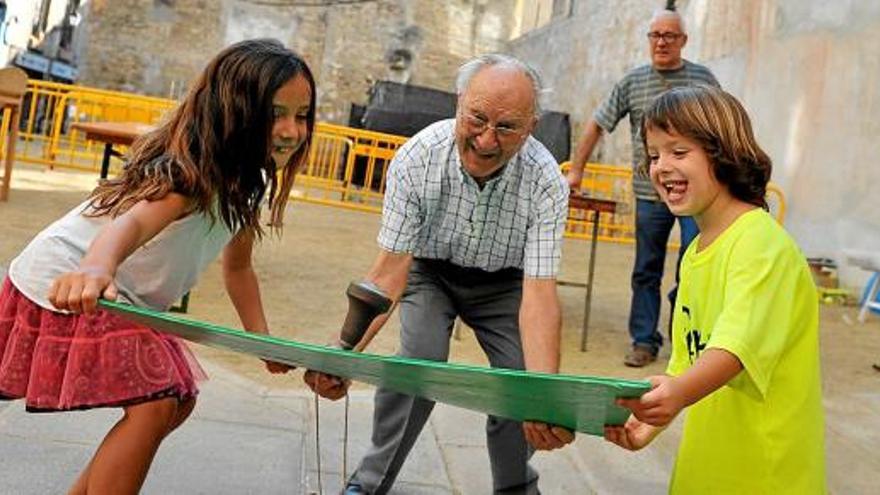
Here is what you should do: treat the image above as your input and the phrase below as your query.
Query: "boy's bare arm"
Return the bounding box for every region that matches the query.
[619,349,743,427]
[604,414,665,451]
[673,348,743,407]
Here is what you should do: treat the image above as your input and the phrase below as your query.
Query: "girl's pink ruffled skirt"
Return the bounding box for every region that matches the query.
[0,278,206,412]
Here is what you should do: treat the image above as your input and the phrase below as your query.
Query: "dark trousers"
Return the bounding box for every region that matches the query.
[628,199,698,352]
[349,259,538,494]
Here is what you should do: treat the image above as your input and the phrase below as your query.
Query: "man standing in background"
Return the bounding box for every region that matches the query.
[567,9,720,367]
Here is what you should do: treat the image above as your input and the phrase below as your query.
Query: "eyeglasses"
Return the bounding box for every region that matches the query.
[461,113,527,139]
[647,31,683,43]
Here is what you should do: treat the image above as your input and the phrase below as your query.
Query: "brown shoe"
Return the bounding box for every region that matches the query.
[624,345,657,367]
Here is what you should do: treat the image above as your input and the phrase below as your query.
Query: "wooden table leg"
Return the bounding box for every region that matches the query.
[170,292,190,313]
[0,109,18,201]
[580,208,601,351]
[99,142,113,179]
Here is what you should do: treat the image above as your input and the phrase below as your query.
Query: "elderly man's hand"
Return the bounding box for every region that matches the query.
[263,360,295,374]
[303,370,351,401]
[523,421,575,450]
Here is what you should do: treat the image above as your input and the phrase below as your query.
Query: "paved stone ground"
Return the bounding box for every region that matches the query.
[0,359,684,495]
[2,165,879,493]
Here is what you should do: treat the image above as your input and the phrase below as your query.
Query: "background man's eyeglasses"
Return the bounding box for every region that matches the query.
[647,32,683,43]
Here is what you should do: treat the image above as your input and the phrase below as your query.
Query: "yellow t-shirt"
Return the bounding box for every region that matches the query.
[666,209,826,494]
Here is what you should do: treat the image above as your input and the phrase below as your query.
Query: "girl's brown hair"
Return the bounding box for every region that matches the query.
[88,38,316,235]
[642,85,772,209]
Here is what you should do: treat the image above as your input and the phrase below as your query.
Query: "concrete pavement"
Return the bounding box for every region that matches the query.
[0,358,677,494]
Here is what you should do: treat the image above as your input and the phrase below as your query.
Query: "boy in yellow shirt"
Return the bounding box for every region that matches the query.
[604,85,826,494]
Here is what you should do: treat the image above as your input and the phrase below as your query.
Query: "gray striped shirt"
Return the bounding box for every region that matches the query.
[594,59,719,200]
[377,119,569,278]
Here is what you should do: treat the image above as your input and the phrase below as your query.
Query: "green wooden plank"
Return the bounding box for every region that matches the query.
[99,300,649,436]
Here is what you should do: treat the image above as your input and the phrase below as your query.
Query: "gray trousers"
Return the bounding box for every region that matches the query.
[350,259,539,494]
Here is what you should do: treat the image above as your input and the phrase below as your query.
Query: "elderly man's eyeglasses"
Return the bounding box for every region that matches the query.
[647,31,683,43]
[462,113,527,138]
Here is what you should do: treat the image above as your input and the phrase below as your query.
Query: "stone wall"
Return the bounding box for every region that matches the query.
[509,0,880,286]
[80,0,221,94]
[79,0,514,123]
[76,0,879,285]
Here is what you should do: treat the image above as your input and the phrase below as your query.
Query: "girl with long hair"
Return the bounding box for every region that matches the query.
[0,38,316,493]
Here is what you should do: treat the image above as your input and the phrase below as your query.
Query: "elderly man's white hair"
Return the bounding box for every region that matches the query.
[455,53,545,115]
[650,8,687,34]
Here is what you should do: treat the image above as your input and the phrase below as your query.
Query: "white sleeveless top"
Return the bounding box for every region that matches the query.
[9,200,235,311]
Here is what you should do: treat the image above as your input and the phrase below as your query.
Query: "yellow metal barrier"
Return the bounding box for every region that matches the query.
[15,80,174,174]
[766,182,786,224]
[292,123,407,213]
[11,80,646,243]
[561,161,635,244]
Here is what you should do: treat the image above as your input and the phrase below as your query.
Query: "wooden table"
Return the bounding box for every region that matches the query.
[70,121,154,179]
[0,95,23,201]
[70,121,192,313]
[558,192,618,351]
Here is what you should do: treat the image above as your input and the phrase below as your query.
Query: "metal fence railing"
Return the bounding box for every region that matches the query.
[15,80,175,173]
[292,122,408,214]
[562,161,635,243]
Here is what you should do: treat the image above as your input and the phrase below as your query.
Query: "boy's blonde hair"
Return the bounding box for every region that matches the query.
[642,85,772,209]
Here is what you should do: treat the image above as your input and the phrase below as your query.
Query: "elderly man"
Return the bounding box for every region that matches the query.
[567,9,720,367]
[306,54,572,494]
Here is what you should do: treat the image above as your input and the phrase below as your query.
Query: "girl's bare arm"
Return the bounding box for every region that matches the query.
[49,193,191,313]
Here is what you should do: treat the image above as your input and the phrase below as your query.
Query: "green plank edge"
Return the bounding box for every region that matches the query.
[99,299,650,436]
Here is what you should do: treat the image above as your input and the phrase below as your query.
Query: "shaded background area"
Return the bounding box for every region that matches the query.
[352,80,571,163]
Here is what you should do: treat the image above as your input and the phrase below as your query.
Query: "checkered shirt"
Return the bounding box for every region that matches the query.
[377,119,569,278]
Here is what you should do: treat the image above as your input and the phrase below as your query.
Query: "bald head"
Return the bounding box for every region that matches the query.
[456,54,544,115]
[454,58,541,182]
[462,65,537,119]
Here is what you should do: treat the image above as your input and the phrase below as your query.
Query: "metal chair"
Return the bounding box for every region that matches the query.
[845,250,880,323]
